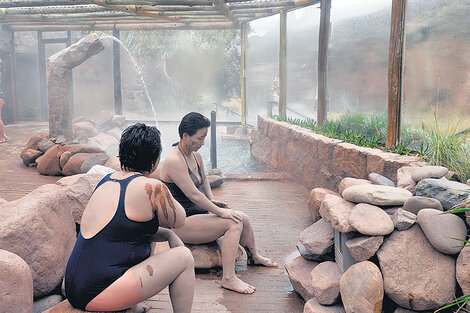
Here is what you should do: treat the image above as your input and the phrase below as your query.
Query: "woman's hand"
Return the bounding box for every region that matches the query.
[211,199,228,208]
[216,208,243,223]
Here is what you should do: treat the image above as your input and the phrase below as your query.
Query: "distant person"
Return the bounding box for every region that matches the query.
[0,71,7,143]
[152,112,278,295]
[65,123,194,312]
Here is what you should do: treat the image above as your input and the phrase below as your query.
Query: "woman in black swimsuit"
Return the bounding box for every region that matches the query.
[154,112,277,295]
[65,123,194,312]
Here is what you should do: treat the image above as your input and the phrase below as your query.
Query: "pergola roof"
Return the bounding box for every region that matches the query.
[0,0,319,31]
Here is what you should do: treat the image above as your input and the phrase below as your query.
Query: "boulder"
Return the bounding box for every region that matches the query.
[338,177,372,195]
[396,166,417,194]
[0,249,33,313]
[417,208,467,254]
[106,127,123,141]
[285,255,318,301]
[22,132,49,151]
[310,261,342,305]
[391,208,416,230]
[319,194,355,233]
[56,173,105,223]
[111,115,126,128]
[94,109,114,130]
[303,298,345,313]
[37,144,64,176]
[296,241,334,262]
[187,242,222,268]
[342,185,412,206]
[339,261,383,313]
[61,144,104,155]
[348,203,394,236]
[88,132,119,157]
[308,188,339,223]
[415,179,470,210]
[62,153,95,176]
[33,295,63,313]
[87,165,116,176]
[59,151,73,169]
[456,242,470,295]
[73,121,98,137]
[412,166,448,182]
[394,308,430,313]
[299,218,334,255]
[207,174,224,188]
[376,225,455,311]
[104,156,121,171]
[0,184,76,297]
[20,148,43,166]
[368,173,395,187]
[37,138,55,152]
[402,196,443,214]
[345,236,384,262]
[80,152,109,173]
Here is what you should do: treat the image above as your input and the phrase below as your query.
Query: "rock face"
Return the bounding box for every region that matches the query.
[37,144,64,175]
[61,152,94,176]
[368,173,396,186]
[319,194,356,232]
[415,179,470,210]
[456,243,470,294]
[338,177,372,195]
[402,196,443,214]
[187,242,222,268]
[342,185,412,206]
[0,184,76,297]
[412,166,448,182]
[310,261,342,305]
[376,225,455,311]
[299,218,334,255]
[396,166,418,194]
[21,148,43,166]
[285,255,318,301]
[417,209,467,254]
[391,208,416,230]
[339,261,384,313]
[308,188,339,222]
[0,249,34,313]
[345,236,384,262]
[348,203,394,236]
[304,298,345,313]
[33,295,63,313]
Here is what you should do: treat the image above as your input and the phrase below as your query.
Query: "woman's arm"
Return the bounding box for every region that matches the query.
[151,228,184,248]
[196,153,228,208]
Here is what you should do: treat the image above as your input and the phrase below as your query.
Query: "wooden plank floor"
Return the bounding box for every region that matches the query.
[0,123,312,313]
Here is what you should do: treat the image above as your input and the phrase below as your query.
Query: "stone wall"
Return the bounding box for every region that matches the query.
[250,114,423,191]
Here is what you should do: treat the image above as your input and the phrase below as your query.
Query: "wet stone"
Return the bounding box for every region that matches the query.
[310,261,342,305]
[349,203,394,236]
[342,185,412,206]
[402,196,443,215]
[346,235,384,262]
[299,218,334,255]
[296,242,334,262]
[391,208,416,231]
[285,255,318,301]
[303,298,345,313]
[319,194,355,233]
[415,178,470,210]
[338,177,372,195]
[412,166,448,182]
[368,173,396,187]
[456,242,470,295]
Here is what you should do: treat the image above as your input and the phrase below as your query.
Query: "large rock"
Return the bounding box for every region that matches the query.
[456,242,470,295]
[304,298,345,313]
[402,196,443,214]
[368,173,395,186]
[310,261,342,305]
[73,121,98,138]
[33,295,63,313]
[342,185,412,206]
[0,249,33,313]
[319,194,356,233]
[22,132,49,151]
[415,178,470,210]
[207,174,224,188]
[396,166,417,194]
[345,236,383,262]
[339,261,383,313]
[296,241,334,262]
[308,188,339,222]
[412,166,448,182]
[417,208,467,254]
[62,144,104,155]
[338,177,372,195]
[299,218,334,255]
[0,184,76,297]
[80,152,109,173]
[37,138,55,152]
[376,225,455,311]
[285,255,318,301]
[348,203,394,236]
[20,148,43,166]
[88,132,119,157]
[56,173,105,223]
[187,242,222,268]
[36,144,64,176]
[61,152,95,176]
[104,156,121,171]
[391,208,416,230]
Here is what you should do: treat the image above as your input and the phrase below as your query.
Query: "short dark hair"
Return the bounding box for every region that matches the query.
[119,123,162,173]
[178,112,210,139]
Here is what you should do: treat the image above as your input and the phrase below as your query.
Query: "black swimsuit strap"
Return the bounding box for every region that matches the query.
[177,144,204,185]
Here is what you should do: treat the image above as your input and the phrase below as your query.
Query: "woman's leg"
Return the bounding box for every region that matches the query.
[0,98,6,142]
[236,211,278,267]
[172,214,255,294]
[85,246,195,313]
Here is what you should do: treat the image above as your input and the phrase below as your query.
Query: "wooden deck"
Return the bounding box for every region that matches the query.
[0,123,312,313]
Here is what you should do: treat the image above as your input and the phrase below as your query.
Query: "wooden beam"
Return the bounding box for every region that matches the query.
[9,31,17,123]
[95,0,213,6]
[386,0,407,148]
[228,1,294,9]
[279,9,287,117]
[37,31,48,121]
[317,0,330,127]
[211,0,239,26]
[112,28,122,115]
[0,0,88,8]
[240,23,246,124]
[0,5,108,15]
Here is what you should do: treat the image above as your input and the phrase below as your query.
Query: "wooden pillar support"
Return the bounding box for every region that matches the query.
[112,27,122,115]
[37,31,47,121]
[279,9,287,117]
[9,31,17,123]
[386,0,407,148]
[240,23,246,124]
[317,0,331,127]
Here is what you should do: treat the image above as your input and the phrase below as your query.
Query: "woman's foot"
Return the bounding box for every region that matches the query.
[246,249,278,267]
[222,276,256,294]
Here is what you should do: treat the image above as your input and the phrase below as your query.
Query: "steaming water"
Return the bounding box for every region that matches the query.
[100,35,158,127]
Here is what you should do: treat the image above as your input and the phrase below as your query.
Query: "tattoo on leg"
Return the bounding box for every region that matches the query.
[163,185,178,228]
[146,265,153,276]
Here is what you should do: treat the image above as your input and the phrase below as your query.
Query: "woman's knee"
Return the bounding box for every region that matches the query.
[173,246,195,268]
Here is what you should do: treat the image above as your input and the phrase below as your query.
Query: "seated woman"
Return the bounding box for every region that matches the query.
[65,123,194,313]
[154,112,277,295]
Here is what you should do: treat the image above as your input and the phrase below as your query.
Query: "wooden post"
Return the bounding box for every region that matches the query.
[279,9,287,117]
[240,23,246,124]
[112,27,122,115]
[37,31,48,121]
[67,30,74,119]
[317,0,331,127]
[386,0,407,148]
[9,31,17,123]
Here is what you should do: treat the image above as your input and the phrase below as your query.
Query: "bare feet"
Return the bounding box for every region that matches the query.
[222,276,256,294]
[249,254,278,267]
[0,136,6,143]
